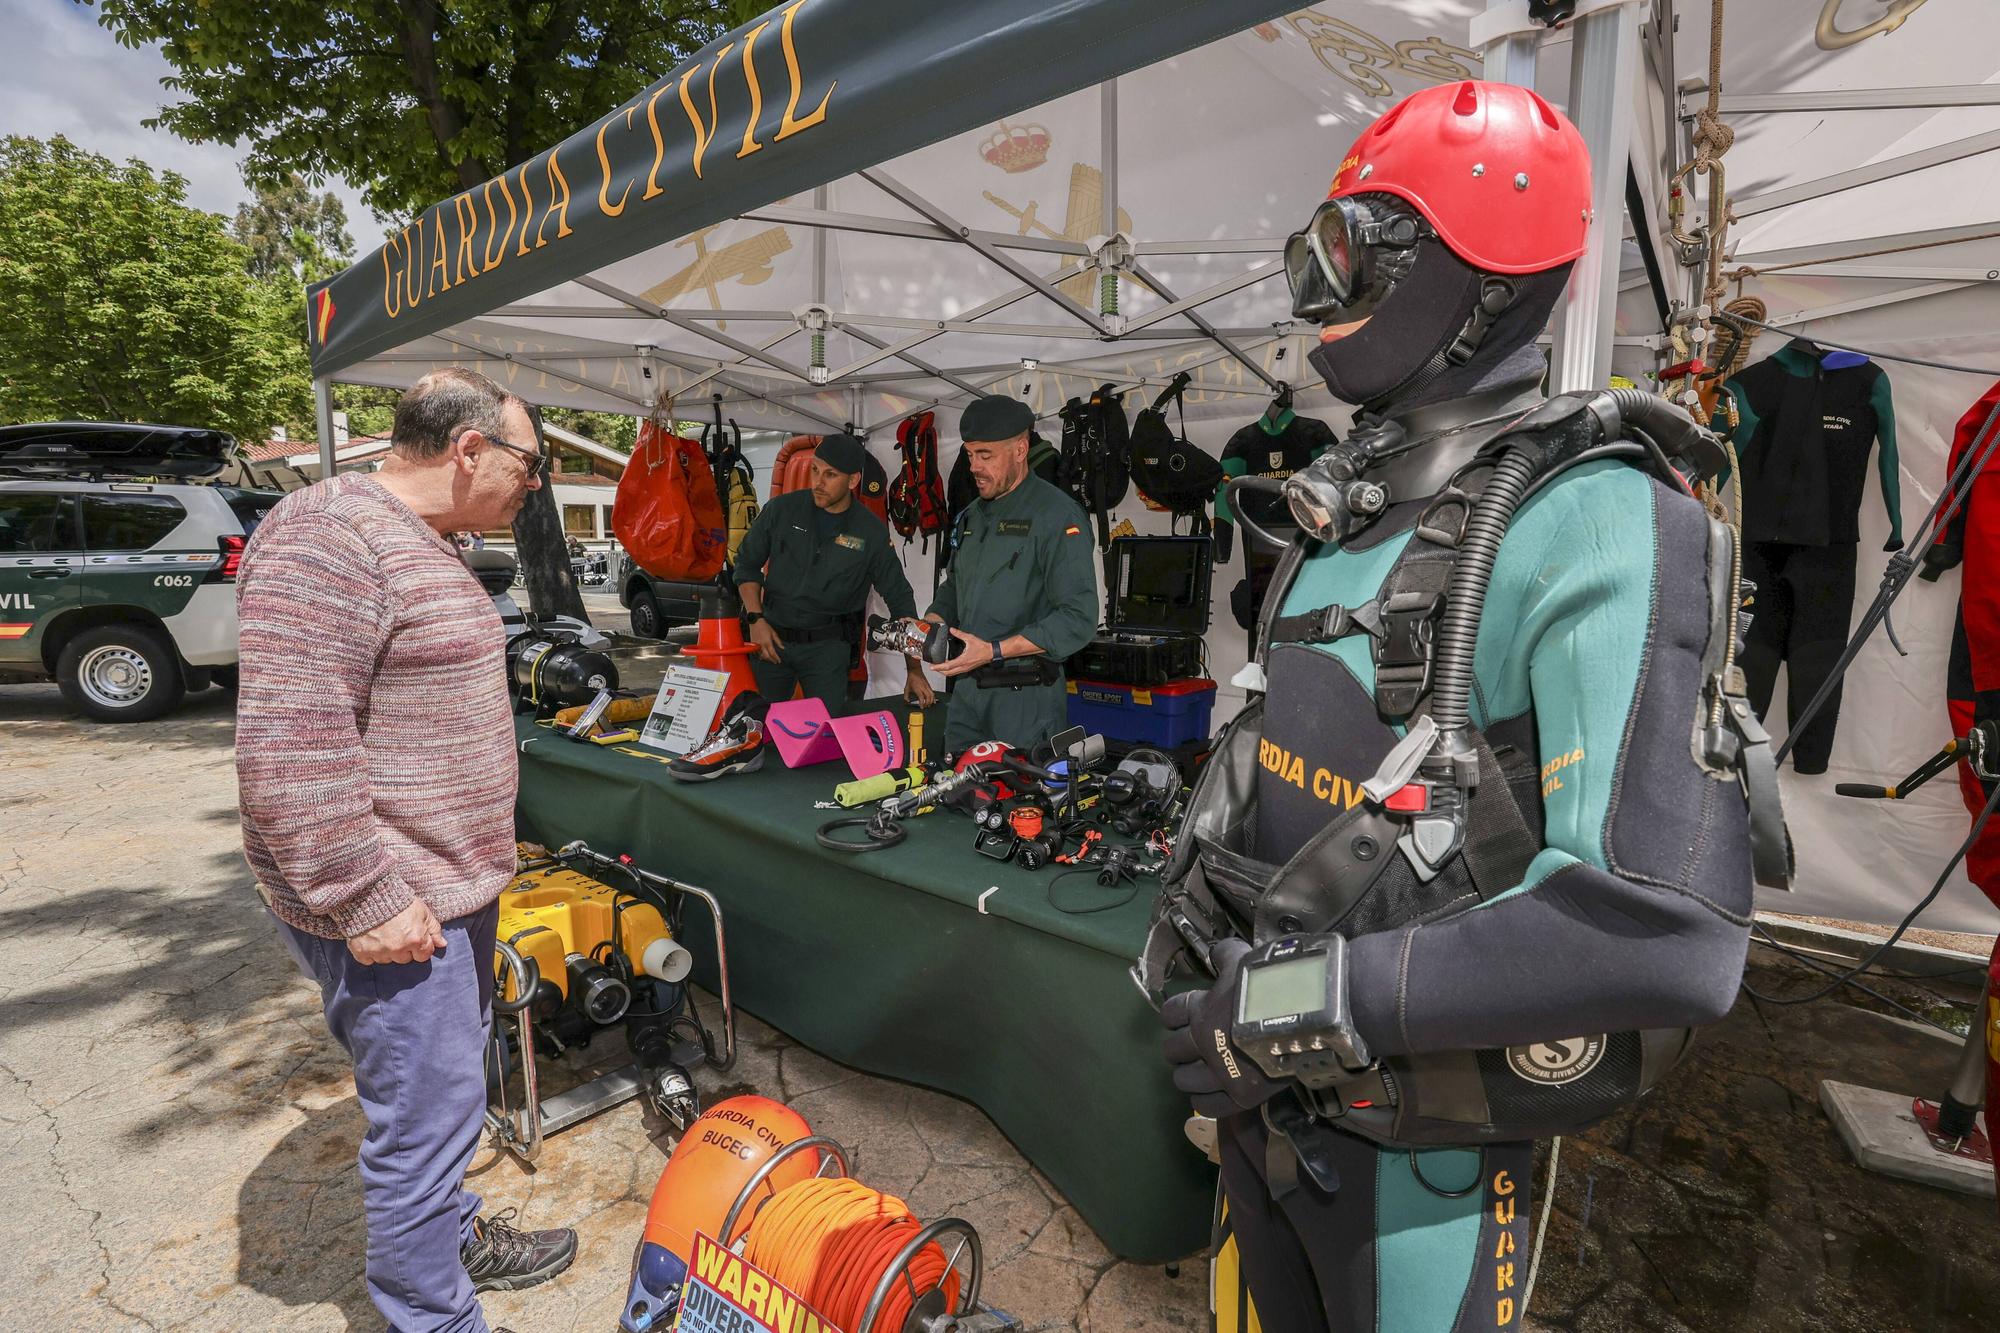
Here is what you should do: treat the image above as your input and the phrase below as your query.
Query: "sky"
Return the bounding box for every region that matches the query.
[0,2,388,257]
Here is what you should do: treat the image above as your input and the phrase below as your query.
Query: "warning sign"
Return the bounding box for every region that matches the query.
[677,1232,843,1333]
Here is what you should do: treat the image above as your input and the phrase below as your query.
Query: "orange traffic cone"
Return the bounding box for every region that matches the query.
[686,588,760,711]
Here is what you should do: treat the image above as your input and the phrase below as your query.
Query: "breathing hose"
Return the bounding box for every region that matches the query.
[1432,391,1708,740]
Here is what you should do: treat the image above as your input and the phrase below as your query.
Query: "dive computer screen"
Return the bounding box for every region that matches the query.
[1240,953,1328,1023]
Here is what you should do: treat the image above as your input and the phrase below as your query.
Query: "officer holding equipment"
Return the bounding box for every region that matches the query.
[734,434,929,709]
[924,395,1100,755]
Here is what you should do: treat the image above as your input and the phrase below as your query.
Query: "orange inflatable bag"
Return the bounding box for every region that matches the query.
[614,418,726,581]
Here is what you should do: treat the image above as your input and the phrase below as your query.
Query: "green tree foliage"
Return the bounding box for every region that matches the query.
[93,0,763,221]
[232,174,355,283]
[0,136,311,443]
[543,407,638,453]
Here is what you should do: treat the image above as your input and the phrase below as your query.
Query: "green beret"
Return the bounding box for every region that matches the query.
[958,394,1035,443]
[814,433,868,475]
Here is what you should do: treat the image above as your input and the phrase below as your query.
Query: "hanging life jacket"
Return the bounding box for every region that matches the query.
[1128,371,1224,533]
[1135,389,1790,1151]
[1057,385,1131,548]
[887,411,947,551]
[613,419,728,583]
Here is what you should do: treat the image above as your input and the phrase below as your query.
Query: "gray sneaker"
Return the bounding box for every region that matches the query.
[461,1208,578,1293]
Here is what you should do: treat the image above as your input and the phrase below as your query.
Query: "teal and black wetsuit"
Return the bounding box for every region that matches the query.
[1220,458,1754,1332]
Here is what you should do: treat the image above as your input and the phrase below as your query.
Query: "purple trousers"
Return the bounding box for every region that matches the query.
[272,902,499,1333]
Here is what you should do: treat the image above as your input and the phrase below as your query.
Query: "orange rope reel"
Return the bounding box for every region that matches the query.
[741,1176,961,1332]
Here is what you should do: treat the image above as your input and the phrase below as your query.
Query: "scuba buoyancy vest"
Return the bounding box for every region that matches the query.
[1136,389,1791,1149]
[887,411,947,550]
[1128,372,1224,533]
[1058,385,1131,548]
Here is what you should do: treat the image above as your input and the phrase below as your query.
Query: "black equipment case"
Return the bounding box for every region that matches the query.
[1066,536,1211,686]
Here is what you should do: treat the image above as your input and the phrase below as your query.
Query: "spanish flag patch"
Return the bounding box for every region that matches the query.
[1064,525,1081,536]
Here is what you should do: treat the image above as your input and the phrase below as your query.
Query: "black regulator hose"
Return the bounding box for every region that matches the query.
[1429,448,1539,737]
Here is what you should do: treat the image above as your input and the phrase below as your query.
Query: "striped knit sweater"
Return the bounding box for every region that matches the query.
[236,473,517,939]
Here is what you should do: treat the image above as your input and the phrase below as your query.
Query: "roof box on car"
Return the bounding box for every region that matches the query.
[0,421,237,480]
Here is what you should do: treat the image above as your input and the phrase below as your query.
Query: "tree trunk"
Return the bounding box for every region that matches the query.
[515,404,590,623]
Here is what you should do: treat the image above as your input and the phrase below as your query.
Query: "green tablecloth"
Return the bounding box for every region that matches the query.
[512,710,1213,1262]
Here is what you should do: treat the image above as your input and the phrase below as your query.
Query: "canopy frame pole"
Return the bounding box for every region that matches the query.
[1730,221,2000,271]
[812,185,829,306]
[1084,260,1287,336]
[1699,84,2000,115]
[856,367,1027,437]
[1548,1,1644,393]
[827,267,1069,381]
[675,326,812,398]
[313,377,337,479]
[1101,78,1119,237]
[433,334,652,409]
[1764,280,1982,329]
[1128,263,1283,390]
[1732,127,2000,218]
[1480,12,1539,85]
[742,203,1089,256]
[861,168,1110,335]
[573,275,815,382]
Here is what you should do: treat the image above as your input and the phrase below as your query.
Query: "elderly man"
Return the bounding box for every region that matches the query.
[926,395,1100,754]
[734,433,926,710]
[236,368,576,1333]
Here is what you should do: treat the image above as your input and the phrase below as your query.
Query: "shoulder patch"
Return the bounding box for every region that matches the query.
[1064,524,1081,536]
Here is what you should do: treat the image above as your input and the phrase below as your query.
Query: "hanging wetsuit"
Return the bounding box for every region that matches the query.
[1718,342,1903,773]
[1150,82,1777,1333]
[1218,410,1337,638]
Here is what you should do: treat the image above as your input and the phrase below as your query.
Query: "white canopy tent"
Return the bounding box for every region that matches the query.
[312,0,2000,932]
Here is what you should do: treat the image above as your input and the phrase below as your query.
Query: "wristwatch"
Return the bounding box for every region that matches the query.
[744,610,765,627]
[990,638,1006,661]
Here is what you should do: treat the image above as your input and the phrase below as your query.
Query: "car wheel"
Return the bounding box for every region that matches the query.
[629,587,663,639]
[57,624,186,722]
[211,665,239,692]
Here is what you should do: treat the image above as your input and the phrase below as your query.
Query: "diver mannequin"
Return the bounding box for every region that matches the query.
[1147,82,1783,1333]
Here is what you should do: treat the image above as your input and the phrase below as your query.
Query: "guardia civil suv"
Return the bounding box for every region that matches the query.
[0,422,281,722]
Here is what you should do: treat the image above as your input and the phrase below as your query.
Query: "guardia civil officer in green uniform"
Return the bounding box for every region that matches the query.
[735,434,925,709]
[924,396,1099,754]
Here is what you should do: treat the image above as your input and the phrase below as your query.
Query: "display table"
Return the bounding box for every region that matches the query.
[511,709,1213,1262]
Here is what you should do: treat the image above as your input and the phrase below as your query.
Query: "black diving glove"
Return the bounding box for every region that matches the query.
[1920,541,1963,582]
[1160,939,1286,1118]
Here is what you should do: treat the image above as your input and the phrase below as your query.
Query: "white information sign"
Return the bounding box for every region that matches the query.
[638,663,732,756]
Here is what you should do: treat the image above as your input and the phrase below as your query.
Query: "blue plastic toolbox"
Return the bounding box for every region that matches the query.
[1065,676,1217,747]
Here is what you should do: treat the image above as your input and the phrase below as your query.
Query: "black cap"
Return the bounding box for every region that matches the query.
[959,394,1035,443]
[813,433,868,475]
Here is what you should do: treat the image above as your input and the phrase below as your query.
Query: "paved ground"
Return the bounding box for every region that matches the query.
[4,664,1999,1332]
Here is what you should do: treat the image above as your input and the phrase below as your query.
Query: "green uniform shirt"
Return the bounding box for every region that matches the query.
[930,473,1098,659]
[733,489,917,629]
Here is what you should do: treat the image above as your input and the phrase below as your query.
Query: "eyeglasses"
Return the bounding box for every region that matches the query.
[460,428,550,479]
[1283,195,1427,323]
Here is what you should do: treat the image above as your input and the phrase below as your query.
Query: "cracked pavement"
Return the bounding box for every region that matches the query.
[6,670,2000,1332]
[0,682,1201,1332]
